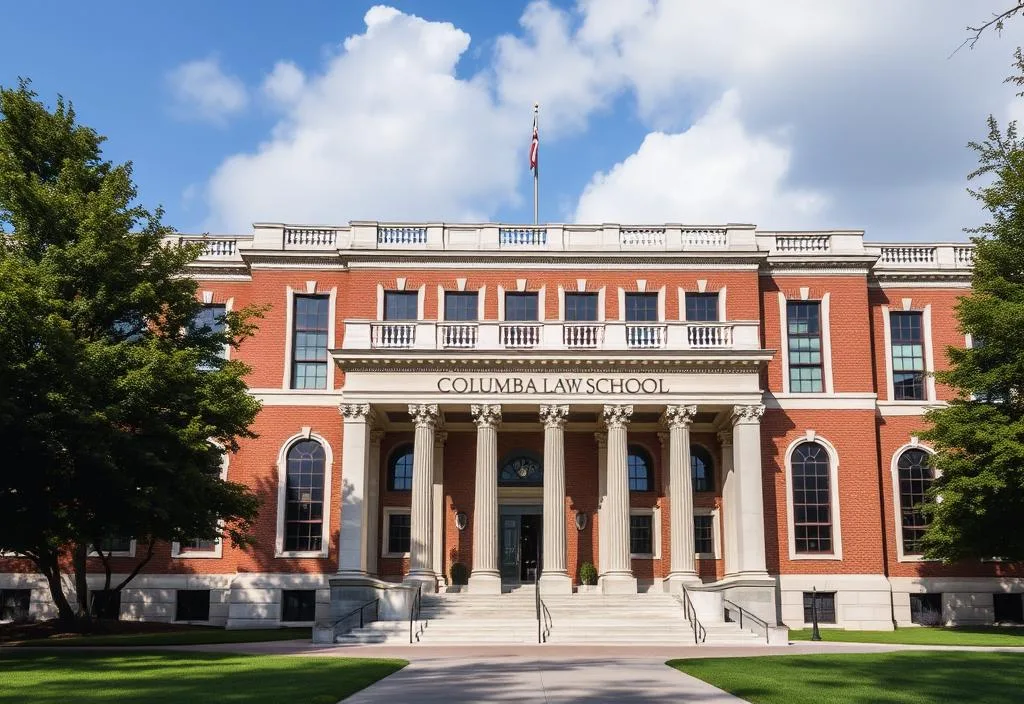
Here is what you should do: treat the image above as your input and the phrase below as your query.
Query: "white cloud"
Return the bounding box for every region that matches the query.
[261,61,306,106]
[575,90,827,224]
[167,58,248,125]
[204,7,520,231]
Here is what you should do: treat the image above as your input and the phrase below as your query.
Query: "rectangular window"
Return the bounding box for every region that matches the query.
[192,304,227,368]
[444,292,478,321]
[564,292,599,322]
[291,295,329,390]
[384,291,419,321]
[910,593,943,625]
[282,589,317,622]
[179,538,218,554]
[694,515,714,555]
[93,537,132,554]
[993,594,1024,624]
[0,589,31,622]
[891,311,926,400]
[175,590,210,621]
[387,513,411,554]
[685,293,719,322]
[802,591,836,624]
[90,590,121,620]
[787,301,823,393]
[624,292,659,322]
[504,292,539,321]
[629,514,653,554]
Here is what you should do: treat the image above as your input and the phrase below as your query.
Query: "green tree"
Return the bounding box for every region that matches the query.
[921,56,1024,562]
[0,81,263,625]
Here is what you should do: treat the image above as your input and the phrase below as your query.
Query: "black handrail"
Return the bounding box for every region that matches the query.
[409,584,422,644]
[540,599,552,643]
[723,598,769,644]
[680,585,707,645]
[333,598,380,633]
[534,540,542,643]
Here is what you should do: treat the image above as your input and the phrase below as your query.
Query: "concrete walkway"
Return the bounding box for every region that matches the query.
[342,654,745,703]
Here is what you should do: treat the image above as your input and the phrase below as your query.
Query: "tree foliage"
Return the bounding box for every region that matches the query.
[0,81,264,623]
[921,55,1024,563]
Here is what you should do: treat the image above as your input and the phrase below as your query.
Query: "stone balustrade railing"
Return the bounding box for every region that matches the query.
[344,320,761,352]
[869,243,975,270]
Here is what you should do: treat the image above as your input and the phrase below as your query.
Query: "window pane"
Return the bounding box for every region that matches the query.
[787,302,823,393]
[390,447,414,491]
[694,515,714,555]
[803,592,836,623]
[505,292,539,321]
[628,446,650,491]
[625,293,658,322]
[564,293,599,321]
[791,442,833,553]
[282,589,317,622]
[444,292,478,321]
[685,293,719,322]
[384,291,419,320]
[291,296,328,389]
[96,537,132,553]
[388,514,411,554]
[691,447,714,492]
[629,515,653,554]
[890,312,925,400]
[284,440,325,552]
[898,449,933,555]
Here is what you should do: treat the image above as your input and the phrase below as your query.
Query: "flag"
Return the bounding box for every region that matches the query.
[529,110,539,173]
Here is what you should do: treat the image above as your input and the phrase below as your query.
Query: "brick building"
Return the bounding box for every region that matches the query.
[3,221,1022,634]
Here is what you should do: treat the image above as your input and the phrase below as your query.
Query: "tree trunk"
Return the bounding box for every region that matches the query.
[31,552,76,625]
[72,542,90,623]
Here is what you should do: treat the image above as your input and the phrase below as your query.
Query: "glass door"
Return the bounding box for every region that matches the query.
[500,515,520,581]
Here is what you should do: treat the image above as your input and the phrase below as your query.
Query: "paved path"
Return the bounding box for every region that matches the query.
[342,654,745,703]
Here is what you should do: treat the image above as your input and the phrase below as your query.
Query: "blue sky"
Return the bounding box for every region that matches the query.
[1,1,1021,240]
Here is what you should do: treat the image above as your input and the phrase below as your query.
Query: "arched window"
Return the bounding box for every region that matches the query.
[389,445,414,491]
[791,442,832,554]
[628,445,652,492]
[691,446,714,492]
[284,439,326,552]
[897,448,934,555]
[499,452,543,486]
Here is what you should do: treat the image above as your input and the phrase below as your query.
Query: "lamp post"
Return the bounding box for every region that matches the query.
[810,586,822,641]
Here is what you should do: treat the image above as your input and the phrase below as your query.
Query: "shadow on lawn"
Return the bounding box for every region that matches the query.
[671,652,1024,704]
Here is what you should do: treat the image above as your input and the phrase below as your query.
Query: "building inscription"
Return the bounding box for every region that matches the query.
[437,376,669,395]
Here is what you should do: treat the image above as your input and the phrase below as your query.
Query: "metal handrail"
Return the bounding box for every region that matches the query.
[534,540,543,643]
[409,585,423,644]
[333,598,379,632]
[540,599,552,643]
[680,585,707,645]
[723,598,770,645]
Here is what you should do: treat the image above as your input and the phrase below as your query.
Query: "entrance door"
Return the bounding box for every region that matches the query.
[498,506,543,583]
[519,514,542,581]
[500,516,520,582]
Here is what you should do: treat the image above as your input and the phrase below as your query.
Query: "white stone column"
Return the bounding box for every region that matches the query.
[719,429,739,576]
[469,404,502,594]
[539,405,571,594]
[366,430,384,577]
[732,404,769,576]
[595,431,608,578]
[432,431,447,586]
[664,404,700,591]
[405,404,438,592]
[600,404,637,594]
[338,404,373,578]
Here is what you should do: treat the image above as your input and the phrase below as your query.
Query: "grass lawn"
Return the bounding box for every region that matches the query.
[0,651,406,704]
[7,626,313,647]
[670,651,1024,704]
[788,626,1024,647]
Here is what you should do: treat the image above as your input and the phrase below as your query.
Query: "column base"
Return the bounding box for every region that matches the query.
[598,573,638,595]
[538,572,573,595]
[468,571,502,594]
[666,572,703,594]
[403,572,438,594]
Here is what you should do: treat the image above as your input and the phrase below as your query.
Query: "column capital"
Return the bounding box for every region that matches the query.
[409,403,439,429]
[471,404,502,429]
[340,403,371,421]
[593,431,608,449]
[370,429,385,446]
[717,428,733,447]
[732,404,765,425]
[662,404,697,429]
[539,404,569,429]
[602,404,633,430]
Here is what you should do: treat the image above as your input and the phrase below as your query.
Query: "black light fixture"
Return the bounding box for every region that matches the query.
[455,511,468,531]
[574,510,588,531]
[810,586,823,641]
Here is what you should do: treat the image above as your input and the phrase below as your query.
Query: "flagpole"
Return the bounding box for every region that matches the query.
[533,103,539,226]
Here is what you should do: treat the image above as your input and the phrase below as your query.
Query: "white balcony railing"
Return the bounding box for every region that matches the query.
[625,324,667,349]
[870,243,975,270]
[499,227,547,247]
[880,246,935,265]
[284,227,337,248]
[378,226,428,246]
[370,323,416,348]
[620,228,666,248]
[562,323,604,348]
[178,237,240,257]
[687,324,733,348]
[438,323,478,349]
[499,323,543,347]
[774,234,831,253]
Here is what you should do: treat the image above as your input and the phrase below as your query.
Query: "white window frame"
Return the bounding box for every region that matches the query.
[784,432,843,561]
[89,538,136,558]
[618,286,665,322]
[439,287,482,322]
[498,285,545,322]
[282,285,337,391]
[382,507,412,558]
[778,291,834,394]
[629,506,661,559]
[882,303,935,403]
[694,507,720,560]
[275,430,334,558]
[678,288,724,322]
[891,440,938,563]
[172,450,229,559]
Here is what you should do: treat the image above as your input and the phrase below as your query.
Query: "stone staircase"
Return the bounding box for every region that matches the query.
[335,586,766,646]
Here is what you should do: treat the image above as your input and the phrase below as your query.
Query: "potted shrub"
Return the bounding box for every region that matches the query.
[578,562,598,593]
[450,562,469,587]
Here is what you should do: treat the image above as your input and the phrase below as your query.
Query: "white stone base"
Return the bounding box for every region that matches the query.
[403,573,438,595]
[468,572,502,594]
[666,573,702,594]
[599,573,637,594]
[538,572,573,595]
